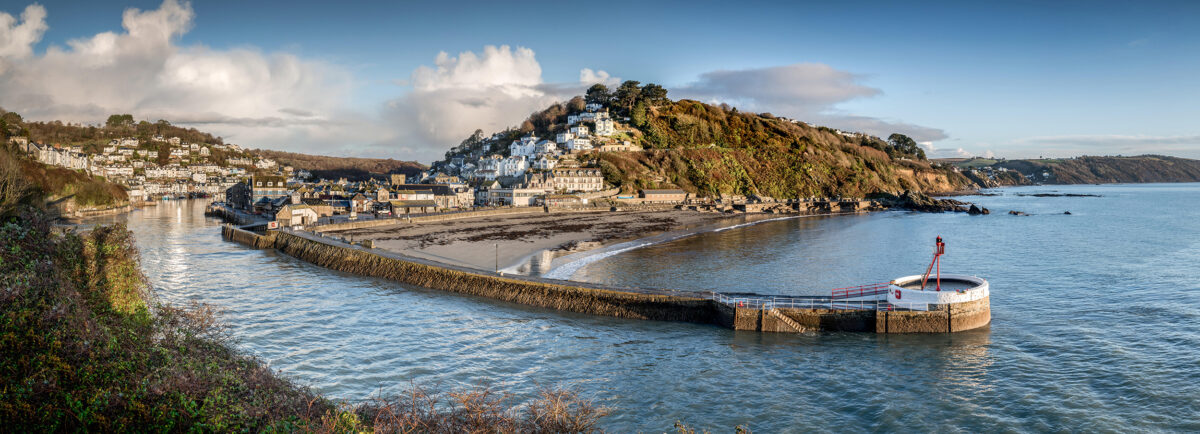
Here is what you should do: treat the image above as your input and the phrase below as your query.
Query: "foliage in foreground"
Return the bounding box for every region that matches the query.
[0,207,608,432]
[0,211,329,430]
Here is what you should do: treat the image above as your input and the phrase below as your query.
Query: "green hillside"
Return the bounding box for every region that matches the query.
[598,99,969,197]
[438,82,975,198]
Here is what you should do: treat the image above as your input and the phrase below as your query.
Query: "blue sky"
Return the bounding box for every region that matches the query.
[2,0,1198,161]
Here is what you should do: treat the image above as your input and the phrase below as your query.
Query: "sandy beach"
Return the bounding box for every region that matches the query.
[324,209,775,273]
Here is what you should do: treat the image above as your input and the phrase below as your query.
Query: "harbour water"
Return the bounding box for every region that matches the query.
[97,183,1200,431]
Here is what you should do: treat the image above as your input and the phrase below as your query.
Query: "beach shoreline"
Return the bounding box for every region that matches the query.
[322,208,868,278]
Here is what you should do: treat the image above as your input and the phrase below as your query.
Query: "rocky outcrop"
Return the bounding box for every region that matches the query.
[967,204,990,215]
[869,191,974,213]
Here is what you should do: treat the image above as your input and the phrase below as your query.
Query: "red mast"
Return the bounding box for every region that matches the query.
[921,236,945,291]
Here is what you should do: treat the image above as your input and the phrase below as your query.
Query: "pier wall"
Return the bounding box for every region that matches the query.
[221,228,989,334]
[221,225,277,249]
[267,231,719,324]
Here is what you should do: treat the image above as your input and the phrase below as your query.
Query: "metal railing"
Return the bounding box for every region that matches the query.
[830,282,892,299]
[710,292,936,312]
[710,293,882,311]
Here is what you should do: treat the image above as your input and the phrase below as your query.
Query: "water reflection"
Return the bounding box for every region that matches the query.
[99,187,1200,432]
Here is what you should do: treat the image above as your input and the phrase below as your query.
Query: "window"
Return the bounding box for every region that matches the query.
[256,182,262,186]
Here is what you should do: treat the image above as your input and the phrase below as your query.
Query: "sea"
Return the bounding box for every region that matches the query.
[97,183,1200,432]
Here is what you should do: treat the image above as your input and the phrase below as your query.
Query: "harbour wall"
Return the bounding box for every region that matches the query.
[221,227,990,333]
[225,227,719,324]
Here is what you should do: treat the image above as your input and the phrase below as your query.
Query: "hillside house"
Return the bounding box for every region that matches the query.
[595,118,615,136]
[566,138,592,151]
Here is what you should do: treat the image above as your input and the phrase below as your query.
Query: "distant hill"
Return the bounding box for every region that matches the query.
[252,149,426,182]
[998,155,1200,184]
[940,155,1200,185]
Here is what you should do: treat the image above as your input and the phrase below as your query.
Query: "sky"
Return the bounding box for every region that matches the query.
[1,0,1198,162]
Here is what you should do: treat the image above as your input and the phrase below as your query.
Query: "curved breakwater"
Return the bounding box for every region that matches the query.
[222,225,989,333]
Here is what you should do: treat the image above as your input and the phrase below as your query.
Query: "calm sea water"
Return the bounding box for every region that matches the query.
[101,184,1200,432]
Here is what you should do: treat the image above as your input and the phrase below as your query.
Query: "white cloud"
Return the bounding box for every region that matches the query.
[383,45,609,160]
[0,3,46,62]
[674,63,947,143]
[0,1,382,155]
[579,68,620,87]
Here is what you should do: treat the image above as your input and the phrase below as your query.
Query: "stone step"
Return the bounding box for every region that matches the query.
[766,308,807,333]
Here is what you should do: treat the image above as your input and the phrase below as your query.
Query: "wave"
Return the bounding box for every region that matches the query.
[540,241,656,280]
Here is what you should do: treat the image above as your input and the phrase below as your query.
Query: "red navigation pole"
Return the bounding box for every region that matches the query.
[921,236,946,291]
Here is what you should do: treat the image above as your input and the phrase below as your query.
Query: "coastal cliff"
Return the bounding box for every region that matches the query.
[998,155,1200,184]
[939,155,1200,186]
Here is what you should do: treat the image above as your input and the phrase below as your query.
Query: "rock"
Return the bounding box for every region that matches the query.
[968,204,984,215]
[1008,210,1029,216]
[1063,211,1072,215]
[867,190,979,213]
[982,207,990,215]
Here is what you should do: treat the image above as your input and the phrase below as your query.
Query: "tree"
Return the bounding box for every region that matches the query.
[640,83,669,105]
[105,114,134,128]
[567,96,586,113]
[631,100,648,128]
[887,133,926,160]
[613,80,642,112]
[585,84,611,105]
[461,129,485,147]
[156,146,170,166]
[1,111,22,125]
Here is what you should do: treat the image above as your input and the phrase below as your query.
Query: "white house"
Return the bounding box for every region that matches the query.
[595,118,615,136]
[535,140,558,155]
[534,156,558,170]
[585,103,604,112]
[567,114,581,125]
[500,155,529,177]
[510,136,539,157]
[556,132,574,144]
[566,138,592,151]
[570,125,589,137]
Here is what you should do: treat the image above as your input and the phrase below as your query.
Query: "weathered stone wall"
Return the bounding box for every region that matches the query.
[221,225,277,249]
[876,296,990,333]
[948,295,991,332]
[269,231,719,324]
[775,308,876,332]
